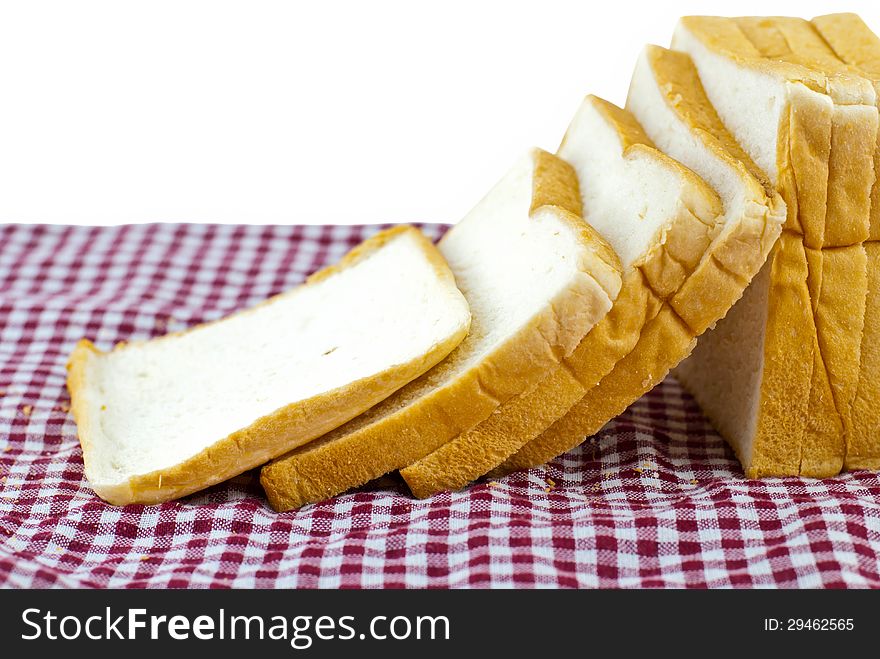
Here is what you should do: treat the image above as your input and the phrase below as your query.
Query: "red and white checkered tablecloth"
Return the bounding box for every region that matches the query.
[1,222,879,589]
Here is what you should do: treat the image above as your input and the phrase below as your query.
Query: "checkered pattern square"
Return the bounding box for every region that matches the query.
[1,223,878,588]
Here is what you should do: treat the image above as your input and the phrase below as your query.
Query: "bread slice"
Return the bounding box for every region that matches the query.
[260,149,623,511]
[671,16,877,476]
[810,12,880,470]
[398,96,722,498]
[67,225,471,505]
[501,45,786,474]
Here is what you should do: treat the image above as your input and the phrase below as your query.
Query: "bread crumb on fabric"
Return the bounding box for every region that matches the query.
[21,405,32,417]
[487,481,500,488]
[690,478,699,485]
[546,478,556,487]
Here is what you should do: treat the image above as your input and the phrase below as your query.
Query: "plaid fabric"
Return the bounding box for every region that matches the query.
[1,223,878,589]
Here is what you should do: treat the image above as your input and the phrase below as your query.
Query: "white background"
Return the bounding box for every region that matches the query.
[1,0,878,226]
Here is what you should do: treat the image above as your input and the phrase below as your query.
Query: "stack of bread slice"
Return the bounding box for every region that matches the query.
[497,46,786,475]
[69,13,880,509]
[261,149,623,510]
[671,16,878,477]
[399,96,726,497]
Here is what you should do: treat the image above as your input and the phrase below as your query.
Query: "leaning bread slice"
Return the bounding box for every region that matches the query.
[672,16,876,476]
[810,12,880,470]
[399,96,722,498]
[502,45,786,475]
[260,149,622,511]
[67,225,471,505]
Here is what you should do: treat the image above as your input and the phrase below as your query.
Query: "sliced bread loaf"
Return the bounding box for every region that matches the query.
[810,12,880,470]
[399,96,722,498]
[67,225,471,505]
[260,149,623,511]
[728,15,877,473]
[672,16,877,476]
[502,45,786,474]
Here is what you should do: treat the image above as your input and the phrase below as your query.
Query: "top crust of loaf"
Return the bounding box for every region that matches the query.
[812,14,880,78]
[68,225,471,505]
[260,148,622,511]
[677,16,876,104]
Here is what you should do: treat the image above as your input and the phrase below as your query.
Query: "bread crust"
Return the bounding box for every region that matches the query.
[399,98,721,498]
[504,303,694,473]
[810,12,880,470]
[67,225,470,505]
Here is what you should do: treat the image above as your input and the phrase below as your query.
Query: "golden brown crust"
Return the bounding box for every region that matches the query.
[588,95,657,149]
[563,269,663,394]
[849,244,880,469]
[261,149,622,511]
[678,16,827,96]
[399,269,657,498]
[307,224,457,288]
[812,14,880,74]
[531,148,583,217]
[78,225,453,352]
[67,226,470,505]
[501,304,694,473]
[781,85,843,476]
[811,12,880,472]
[747,232,816,476]
[399,337,589,499]
[65,339,108,492]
